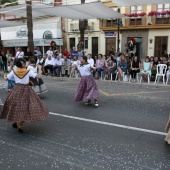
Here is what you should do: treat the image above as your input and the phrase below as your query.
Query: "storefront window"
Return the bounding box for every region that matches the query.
[154,37,168,57]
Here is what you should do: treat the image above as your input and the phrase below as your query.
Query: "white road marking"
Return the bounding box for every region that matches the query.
[49,112,167,136]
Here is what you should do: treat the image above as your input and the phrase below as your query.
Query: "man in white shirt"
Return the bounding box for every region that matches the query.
[46,47,53,57]
[44,55,53,76]
[62,56,71,77]
[53,55,62,76]
[15,47,24,59]
[87,54,94,67]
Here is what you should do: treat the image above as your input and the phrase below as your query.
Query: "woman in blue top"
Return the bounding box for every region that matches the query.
[117,55,127,81]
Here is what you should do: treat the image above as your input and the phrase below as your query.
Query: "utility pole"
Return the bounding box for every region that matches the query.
[25,0,34,54]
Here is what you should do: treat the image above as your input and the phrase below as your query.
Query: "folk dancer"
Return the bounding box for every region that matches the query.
[74,56,99,107]
[27,58,47,94]
[0,58,48,133]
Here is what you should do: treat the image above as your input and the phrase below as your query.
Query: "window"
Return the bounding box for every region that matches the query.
[130,6,142,13]
[129,6,142,25]
[156,4,170,24]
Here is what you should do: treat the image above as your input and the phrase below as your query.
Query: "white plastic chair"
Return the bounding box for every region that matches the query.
[140,73,150,84]
[154,64,167,84]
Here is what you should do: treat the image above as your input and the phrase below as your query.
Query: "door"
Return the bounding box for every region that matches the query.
[154,37,168,56]
[92,37,98,58]
[135,42,142,62]
[69,38,75,49]
[105,37,116,56]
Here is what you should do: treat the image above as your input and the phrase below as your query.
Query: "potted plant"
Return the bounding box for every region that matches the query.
[138,12,146,17]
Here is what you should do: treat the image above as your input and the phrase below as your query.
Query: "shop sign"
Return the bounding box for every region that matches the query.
[2,38,63,47]
[16,27,28,38]
[105,32,116,37]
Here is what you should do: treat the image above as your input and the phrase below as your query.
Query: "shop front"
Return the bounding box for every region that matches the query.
[1,17,62,56]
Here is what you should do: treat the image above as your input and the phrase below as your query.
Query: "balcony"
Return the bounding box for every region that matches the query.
[129,18,142,26]
[156,16,170,24]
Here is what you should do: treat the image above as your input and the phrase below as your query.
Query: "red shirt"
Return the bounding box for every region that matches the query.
[63,51,70,58]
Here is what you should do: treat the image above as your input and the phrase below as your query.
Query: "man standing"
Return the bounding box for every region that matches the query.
[15,47,24,59]
[24,47,33,66]
[53,55,62,77]
[70,47,78,60]
[78,49,83,61]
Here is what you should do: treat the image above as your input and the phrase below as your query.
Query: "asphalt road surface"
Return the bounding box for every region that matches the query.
[0,76,170,170]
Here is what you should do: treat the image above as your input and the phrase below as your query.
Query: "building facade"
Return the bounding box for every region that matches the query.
[100,2,170,60]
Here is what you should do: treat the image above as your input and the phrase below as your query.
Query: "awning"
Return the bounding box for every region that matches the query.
[0,2,125,19]
[112,0,170,6]
[0,19,23,28]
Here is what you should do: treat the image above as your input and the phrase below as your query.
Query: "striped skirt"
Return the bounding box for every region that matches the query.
[0,84,49,122]
[75,75,99,102]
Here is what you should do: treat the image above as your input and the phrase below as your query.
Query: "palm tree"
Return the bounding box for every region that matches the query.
[79,0,86,52]
[25,0,34,54]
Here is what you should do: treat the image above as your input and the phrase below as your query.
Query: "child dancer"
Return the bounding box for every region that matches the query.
[75,56,99,107]
[27,58,47,94]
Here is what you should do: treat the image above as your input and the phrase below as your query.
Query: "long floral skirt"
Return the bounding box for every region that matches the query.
[74,75,99,102]
[0,84,49,122]
[29,77,47,94]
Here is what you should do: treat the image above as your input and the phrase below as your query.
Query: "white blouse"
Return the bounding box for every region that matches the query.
[7,70,37,84]
[78,64,91,77]
[27,65,38,73]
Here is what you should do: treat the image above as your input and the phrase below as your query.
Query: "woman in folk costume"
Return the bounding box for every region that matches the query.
[1,58,48,133]
[75,56,99,107]
[27,58,47,94]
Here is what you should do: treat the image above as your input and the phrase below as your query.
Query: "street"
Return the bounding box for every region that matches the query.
[0,76,170,170]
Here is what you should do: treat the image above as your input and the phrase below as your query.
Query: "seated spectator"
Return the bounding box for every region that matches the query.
[44,55,53,76]
[96,54,105,79]
[87,54,94,67]
[62,56,71,77]
[151,56,159,80]
[104,55,116,80]
[24,47,33,66]
[71,56,80,77]
[130,56,140,82]
[63,48,70,59]
[53,54,62,77]
[150,56,154,65]
[117,54,127,81]
[160,56,169,67]
[141,56,152,82]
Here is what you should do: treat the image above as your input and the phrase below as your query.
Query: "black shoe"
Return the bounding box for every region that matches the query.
[12,123,18,129]
[18,128,23,133]
[94,100,99,107]
[85,100,91,105]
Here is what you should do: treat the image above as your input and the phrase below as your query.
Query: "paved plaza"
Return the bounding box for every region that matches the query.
[0,75,170,169]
